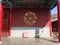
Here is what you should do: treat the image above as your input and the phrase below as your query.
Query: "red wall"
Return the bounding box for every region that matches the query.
[12,8,51,27]
[13,0,36,2]
[22,0,36,2]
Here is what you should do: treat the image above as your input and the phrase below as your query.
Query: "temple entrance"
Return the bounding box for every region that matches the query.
[2,9,9,36]
[52,11,58,40]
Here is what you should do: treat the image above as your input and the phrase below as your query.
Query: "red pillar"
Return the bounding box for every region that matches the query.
[49,10,52,37]
[57,2,60,42]
[8,9,12,37]
[0,3,3,41]
[50,18,52,37]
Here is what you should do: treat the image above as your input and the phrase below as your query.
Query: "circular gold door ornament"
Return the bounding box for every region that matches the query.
[24,11,37,25]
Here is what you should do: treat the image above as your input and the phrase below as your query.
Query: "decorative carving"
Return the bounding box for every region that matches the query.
[24,11,37,25]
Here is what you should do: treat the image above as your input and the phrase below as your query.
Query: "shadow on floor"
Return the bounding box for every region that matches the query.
[40,38,59,43]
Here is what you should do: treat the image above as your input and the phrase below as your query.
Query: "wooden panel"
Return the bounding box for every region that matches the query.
[12,8,51,27]
[2,9,9,35]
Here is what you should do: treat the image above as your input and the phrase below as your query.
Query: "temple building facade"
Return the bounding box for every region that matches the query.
[0,0,60,42]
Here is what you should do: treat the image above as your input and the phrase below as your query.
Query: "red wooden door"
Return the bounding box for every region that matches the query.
[2,10,9,36]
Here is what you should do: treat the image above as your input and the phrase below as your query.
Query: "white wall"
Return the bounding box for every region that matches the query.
[10,27,50,38]
[11,27,35,37]
[39,27,50,38]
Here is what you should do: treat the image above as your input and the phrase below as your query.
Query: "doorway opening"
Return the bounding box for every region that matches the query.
[51,12,58,42]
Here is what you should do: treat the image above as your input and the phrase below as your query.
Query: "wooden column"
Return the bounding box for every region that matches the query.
[48,9,52,37]
[49,11,52,37]
[8,9,12,37]
[57,1,60,42]
[0,3,3,42]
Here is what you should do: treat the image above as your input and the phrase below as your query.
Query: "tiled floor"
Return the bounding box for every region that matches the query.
[0,37,60,45]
